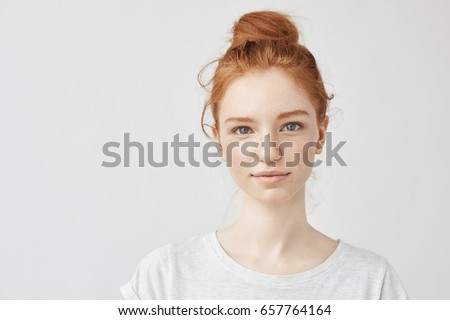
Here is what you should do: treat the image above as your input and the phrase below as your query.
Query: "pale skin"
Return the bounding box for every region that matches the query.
[212,67,339,275]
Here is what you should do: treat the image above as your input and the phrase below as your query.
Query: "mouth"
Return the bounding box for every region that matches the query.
[251,172,290,177]
[251,172,290,183]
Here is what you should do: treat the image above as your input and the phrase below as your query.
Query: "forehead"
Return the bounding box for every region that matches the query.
[219,67,315,121]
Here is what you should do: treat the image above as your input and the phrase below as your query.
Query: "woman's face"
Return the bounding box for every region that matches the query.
[213,67,328,204]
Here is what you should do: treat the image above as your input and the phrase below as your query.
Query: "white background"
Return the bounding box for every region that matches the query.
[0,0,449,299]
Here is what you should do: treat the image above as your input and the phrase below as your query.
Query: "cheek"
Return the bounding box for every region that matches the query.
[225,143,252,187]
[283,137,318,168]
[222,140,247,169]
[231,146,245,169]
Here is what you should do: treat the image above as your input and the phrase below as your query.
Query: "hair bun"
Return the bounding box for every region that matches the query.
[230,10,300,50]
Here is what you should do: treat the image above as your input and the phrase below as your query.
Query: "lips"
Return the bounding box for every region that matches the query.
[251,171,290,177]
[251,172,290,184]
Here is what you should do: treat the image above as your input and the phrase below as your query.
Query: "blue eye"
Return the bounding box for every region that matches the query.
[232,122,303,135]
[233,127,251,135]
[283,122,303,131]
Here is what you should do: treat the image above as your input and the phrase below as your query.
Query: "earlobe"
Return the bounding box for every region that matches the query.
[315,140,324,154]
[315,116,328,154]
[324,115,329,127]
[216,140,225,162]
[212,126,225,161]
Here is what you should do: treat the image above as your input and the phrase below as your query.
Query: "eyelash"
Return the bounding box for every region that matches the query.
[232,122,304,135]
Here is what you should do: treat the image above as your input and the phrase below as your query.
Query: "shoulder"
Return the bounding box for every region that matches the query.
[340,240,389,268]
[170,232,211,256]
[339,240,409,299]
[120,232,211,299]
[135,232,209,272]
[141,232,209,263]
[337,240,391,282]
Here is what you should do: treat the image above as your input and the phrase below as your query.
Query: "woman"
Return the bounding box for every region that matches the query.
[120,10,409,300]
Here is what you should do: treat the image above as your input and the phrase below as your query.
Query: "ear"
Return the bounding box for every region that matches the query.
[212,125,225,161]
[315,115,329,155]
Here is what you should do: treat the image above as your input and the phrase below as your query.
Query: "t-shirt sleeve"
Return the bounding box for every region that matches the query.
[119,259,144,300]
[380,259,409,300]
[119,245,170,300]
[120,280,140,300]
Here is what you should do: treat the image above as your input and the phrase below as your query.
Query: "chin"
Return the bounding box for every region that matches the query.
[247,188,293,204]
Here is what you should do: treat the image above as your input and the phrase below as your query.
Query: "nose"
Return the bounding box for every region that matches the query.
[255,132,282,165]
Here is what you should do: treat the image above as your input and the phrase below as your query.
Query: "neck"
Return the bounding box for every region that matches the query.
[228,186,313,256]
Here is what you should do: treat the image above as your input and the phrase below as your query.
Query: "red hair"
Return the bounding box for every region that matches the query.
[198,10,334,139]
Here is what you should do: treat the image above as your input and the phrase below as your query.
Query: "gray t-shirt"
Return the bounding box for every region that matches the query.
[120,231,409,299]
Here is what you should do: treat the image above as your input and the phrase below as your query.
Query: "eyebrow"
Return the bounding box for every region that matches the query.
[224,109,309,124]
